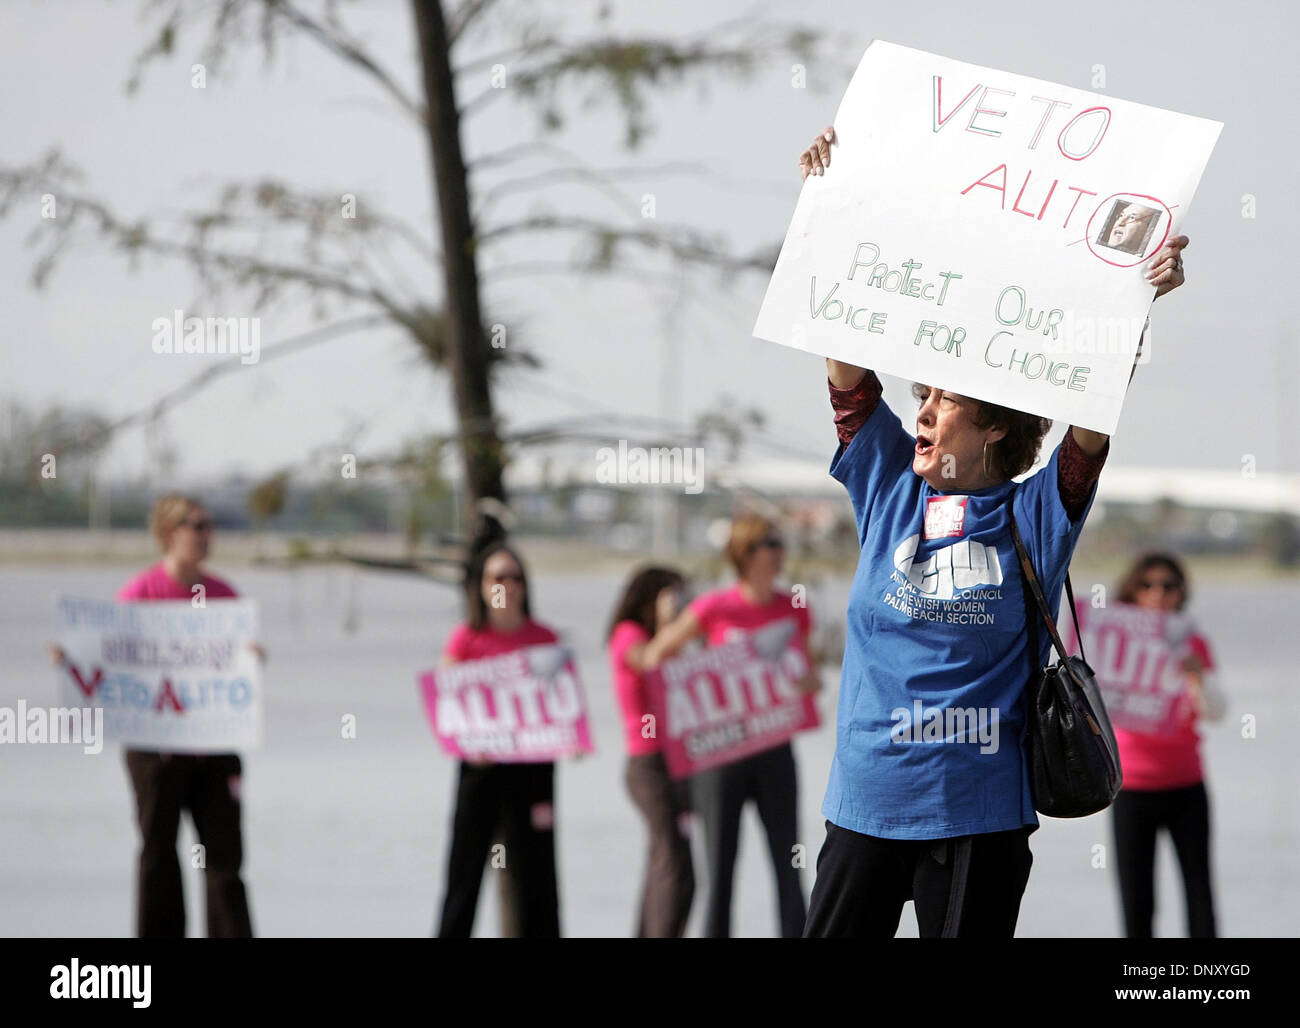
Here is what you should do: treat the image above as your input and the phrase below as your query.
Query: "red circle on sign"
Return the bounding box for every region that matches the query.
[1085,192,1172,268]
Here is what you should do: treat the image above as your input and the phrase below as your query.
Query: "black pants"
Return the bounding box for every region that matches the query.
[690,742,806,938]
[437,761,560,938]
[803,820,1033,938]
[124,749,253,938]
[1111,782,1216,938]
[626,753,695,938]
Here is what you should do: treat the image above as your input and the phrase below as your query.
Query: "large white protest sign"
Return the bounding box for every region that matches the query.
[754,41,1222,434]
[54,596,262,751]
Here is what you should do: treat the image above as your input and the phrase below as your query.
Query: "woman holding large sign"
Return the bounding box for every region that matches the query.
[643,513,822,938]
[435,543,564,938]
[797,128,1189,937]
[1110,553,1224,938]
[48,493,257,938]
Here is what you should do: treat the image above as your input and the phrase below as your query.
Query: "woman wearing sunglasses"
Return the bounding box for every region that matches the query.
[47,493,258,937]
[643,513,822,937]
[796,127,1190,937]
[1110,553,1224,937]
[435,542,564,937]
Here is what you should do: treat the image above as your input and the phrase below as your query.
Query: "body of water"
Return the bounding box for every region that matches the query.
[1,562,1294,937]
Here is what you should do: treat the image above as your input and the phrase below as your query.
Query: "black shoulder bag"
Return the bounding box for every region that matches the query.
[1006,499,1122,818]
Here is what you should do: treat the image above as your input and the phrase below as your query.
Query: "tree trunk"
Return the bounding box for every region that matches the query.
[411,0,507,567]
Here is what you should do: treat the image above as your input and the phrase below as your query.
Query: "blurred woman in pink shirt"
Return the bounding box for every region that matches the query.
[436,543,563,937]
[51,493,257,937]
[644,513,821,937]
[1111,552,1225,937]
[607,565,694,937]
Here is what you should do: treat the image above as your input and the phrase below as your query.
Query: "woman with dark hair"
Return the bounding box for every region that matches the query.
[644,513,821,938]
[796,127,1190,937]
[607,565,695,937]
[1111,552,1224,937]
[436,543,563,937]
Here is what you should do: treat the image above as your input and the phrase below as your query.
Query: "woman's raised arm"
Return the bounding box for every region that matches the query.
[641,608,703,670]
[828,358,868,390]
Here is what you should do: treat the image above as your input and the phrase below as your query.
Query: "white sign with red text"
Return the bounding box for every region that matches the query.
[54,595,261,751]
[753,41,1222,434]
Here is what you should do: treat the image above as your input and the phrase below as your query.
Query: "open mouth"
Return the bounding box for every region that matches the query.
[915,433,935,456]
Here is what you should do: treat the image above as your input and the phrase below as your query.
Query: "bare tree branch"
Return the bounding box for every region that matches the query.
[2,0,829,573]
[447,0,501,47]
[54,314,394,459]
[459,20,820,147]
[2,155,460,348]
[473,159,705,221]
[273,0,427,125]
[452,36,561,76]
[468,139,565,171]
[477,213,773,275]
[128,0,427,127]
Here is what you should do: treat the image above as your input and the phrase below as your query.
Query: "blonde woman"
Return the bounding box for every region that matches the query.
[50,494,259,937]
[645,513,820,938]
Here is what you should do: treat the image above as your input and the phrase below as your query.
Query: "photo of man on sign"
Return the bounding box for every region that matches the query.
[1098,200,1162,257]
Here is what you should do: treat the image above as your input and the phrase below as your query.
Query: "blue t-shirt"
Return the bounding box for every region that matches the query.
[822,397,1099,840]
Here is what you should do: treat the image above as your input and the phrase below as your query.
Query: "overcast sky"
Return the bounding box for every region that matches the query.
[2,0,1293,488]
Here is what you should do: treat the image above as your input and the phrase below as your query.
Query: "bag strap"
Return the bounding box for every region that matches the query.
[1004,491,1083,668]
[1008,527,1040,681]
[1063,574,1087,664]
[1011,508,1042,674]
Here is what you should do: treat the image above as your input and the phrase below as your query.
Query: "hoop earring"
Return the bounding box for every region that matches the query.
[983,440,992,479]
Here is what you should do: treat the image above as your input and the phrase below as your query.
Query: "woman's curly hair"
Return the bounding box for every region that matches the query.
[911,383,1052,480]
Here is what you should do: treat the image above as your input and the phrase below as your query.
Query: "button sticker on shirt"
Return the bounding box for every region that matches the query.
[924,495,969,539]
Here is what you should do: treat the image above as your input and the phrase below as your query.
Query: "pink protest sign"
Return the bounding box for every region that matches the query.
[418,644,594,762]
[1063,600,1196,735]
[646,620,820,779]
